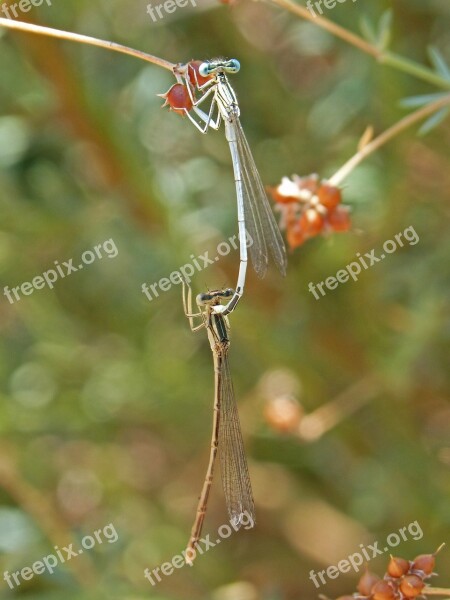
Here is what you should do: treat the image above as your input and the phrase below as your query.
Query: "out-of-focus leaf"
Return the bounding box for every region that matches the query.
[359,15,378,45]
[418,107,450,135]
[399,92,448,108]
[377,10,393,51]
[0,116,31,167]
[0,508,40,552]
[428,46,450,80]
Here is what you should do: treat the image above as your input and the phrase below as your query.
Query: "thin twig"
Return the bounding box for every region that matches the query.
[297,375,378,441]
[266,0,378,57]
[329,94,450,186]
[0,18,175,71]
[264,0,450,91]
[426,589,450,596]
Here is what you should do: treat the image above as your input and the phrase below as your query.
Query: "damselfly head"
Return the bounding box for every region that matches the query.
[197,288,235,306]
[221,288,234,298]
[199,58,241,78]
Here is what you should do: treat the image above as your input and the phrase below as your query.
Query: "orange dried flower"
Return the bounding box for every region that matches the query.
[269,174,350,250]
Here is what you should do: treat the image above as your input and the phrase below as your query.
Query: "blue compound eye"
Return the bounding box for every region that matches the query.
[227,59,240,73]
[199,62,210,77]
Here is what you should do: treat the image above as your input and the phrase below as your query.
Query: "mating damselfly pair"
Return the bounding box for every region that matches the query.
[164,58,287,559]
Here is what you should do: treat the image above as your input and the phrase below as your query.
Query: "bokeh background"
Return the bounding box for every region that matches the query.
[0,0,449,598]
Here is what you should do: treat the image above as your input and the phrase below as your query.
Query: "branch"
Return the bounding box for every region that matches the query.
[264,0,450,91]
[297,375,378,441]
[0,17,175,71]
[329,94,450,186]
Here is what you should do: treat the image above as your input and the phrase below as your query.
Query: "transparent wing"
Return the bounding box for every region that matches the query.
[218,350,255,528]
[234,117,287,278]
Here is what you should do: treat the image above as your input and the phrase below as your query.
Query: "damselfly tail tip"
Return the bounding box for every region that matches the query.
[230,510,256,530]
[184,543,197,566]
[230,514,242,529]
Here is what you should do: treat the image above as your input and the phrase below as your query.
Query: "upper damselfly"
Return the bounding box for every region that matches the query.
[172,58,287,315]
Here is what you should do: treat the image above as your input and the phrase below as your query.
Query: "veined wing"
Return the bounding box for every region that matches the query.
[234,117,287,278]
[218,349,255,528]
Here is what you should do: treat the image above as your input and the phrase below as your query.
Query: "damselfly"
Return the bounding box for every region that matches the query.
[182,279,255,560]
[173,59,287,315]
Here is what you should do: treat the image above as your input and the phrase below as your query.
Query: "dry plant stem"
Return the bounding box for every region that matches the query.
[297,375,378,441]
[329,94,450,187]
[264,0,450,91]
[0,18,175,71]
[1,9,167,227]
[426,590,450,596]
[266,0,377,57]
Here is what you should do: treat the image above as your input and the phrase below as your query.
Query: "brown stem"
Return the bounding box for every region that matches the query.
[425,589,450,596]
[297,375,378,441]
[264,0,450,90]
[329,95,450,186]
[0,17,175,70]
[265,0,379,57]
[2,9,166,229]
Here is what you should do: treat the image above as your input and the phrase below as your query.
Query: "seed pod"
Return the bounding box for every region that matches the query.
[387,556,410,578]
[326,205,351,232]
[371,580,396,600]
[286,221,305,250]
[400,574,425,598]
[159,83,193,115]
[268,185,300,205]
[300,208,324,236]
[264,396,302,433]
[317,183,342,210]
[358,567,380,595]
[298,173,320,194]
[412,554,435,575]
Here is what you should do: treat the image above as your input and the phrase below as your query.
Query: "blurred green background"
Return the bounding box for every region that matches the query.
[0,0,449,598]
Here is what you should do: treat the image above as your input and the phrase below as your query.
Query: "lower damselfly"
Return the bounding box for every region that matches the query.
[174,59,287,316]
[182,280,255,560]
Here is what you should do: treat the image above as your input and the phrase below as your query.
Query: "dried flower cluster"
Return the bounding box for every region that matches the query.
[336,549,445,600]
[269,174,351,250]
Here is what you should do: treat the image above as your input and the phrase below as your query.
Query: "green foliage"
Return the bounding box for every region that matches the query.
[0,1,449,599]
